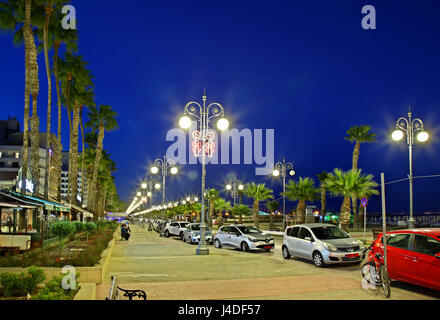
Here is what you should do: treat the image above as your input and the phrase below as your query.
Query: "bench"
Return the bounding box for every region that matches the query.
[106,276,147,301]
[0,235,31,252]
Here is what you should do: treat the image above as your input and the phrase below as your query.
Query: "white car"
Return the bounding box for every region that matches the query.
[282,223,364,267]
[164,221,189,239]
[183,223,213,244]
[214,225,275,252]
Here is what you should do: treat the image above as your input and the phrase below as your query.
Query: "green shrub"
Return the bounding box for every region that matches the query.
[50,222,76,238]
[32,273,79,300]
[0,266,46,297]
[72,222,85,233]
[84,222,97,232]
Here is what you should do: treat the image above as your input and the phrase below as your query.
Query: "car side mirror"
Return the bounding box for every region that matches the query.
[305,236,313,242]
[435,253,440,259]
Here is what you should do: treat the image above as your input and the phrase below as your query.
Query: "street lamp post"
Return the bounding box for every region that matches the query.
[141,175,159,231]
[226,178,244,207]
[273,157,295,230]
[392,107,430,229]
[179,90,229,255]
[151,155,178,236]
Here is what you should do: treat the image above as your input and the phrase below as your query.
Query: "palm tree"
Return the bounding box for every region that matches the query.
[317,171,329,220]
[86,105,118,212]
[0,0,42,195]
[265,200,279,230]
[324,168,379,233]
[345,125,377,228]
[284,178,318,225]
[205,188,219,228]
[245,183,273,229]
[214,198,231,229]
[232,204,252,224]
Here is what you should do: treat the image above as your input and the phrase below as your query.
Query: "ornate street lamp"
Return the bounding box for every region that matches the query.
[391,107,430,228]
[150,155,178,236]
[273,157,295,230]
[226,178,244,207]
[141,175,159,231]
[179,90,229,255]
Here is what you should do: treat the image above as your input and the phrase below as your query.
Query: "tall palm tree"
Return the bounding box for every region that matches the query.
[345,125,377,229]
[205,188,219,228]
[324,168,379,233]
[0,0,36,195]
[86,104,118,212]
[284,177,318,225]
[265,200,279,230]
[214,198,231,229]
[317,171,329,220]
[232,204,252,224]
[245,183,273,229]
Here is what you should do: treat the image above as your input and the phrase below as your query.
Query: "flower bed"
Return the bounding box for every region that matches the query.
[0,221,118,268]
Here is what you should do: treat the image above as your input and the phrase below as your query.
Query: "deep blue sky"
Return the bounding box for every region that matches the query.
[1,0,440,214]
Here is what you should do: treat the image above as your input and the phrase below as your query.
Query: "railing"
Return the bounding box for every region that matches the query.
[106,276,147,301]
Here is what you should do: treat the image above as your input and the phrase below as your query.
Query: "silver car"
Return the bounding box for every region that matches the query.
[282,223,365,267]
[214,225,275,252]
[183,223,213,244]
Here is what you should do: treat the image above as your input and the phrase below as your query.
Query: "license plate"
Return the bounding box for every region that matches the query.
[345,253,359,258]
[264,246,271,249]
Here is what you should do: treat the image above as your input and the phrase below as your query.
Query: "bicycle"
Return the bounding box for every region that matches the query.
[361,242,391,298]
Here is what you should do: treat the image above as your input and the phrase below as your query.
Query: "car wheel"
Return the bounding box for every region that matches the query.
[241,242,250,252]
[282,246,291,259]
[214,239,222,248]
[313,251,325,267]
[165,230,170,238]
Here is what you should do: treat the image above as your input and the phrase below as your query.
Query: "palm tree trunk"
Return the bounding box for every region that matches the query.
[53,41,62,201]
[296,200,306,224]
[320,187,326,219]
[352,141,360,229]
[65,77,72,200]
[253,199,259,228]
[89,123,104,211]
[80,108,85,206]
[29,31,40,197]
[21,0,32,195]
[43,4,53,200]
[70,105,80,205]
[269,212,274,230]
[340,196,351,233]
[209,199,214,228]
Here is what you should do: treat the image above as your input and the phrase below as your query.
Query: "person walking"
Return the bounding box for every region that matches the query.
[120,223,131,240]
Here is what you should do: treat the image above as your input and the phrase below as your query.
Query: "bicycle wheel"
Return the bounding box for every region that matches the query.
[379,265,391,298]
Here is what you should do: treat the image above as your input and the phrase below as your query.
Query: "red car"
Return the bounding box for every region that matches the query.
[370,228,440,291]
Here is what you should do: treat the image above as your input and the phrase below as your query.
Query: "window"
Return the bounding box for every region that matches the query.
[236,226,260,234]
[386,233,411,250]
[221,226,230,233]
[229,227,240,235]
[311,226,349,240]
[171,222,178,227]
[298,227,312,240]
[289,227,300,238]
[413,235,440,256]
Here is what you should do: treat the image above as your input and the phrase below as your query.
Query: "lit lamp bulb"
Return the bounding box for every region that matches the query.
[170,167,178,175]
[154,183,161,190]
[194,197,198,202]
[289,170,295,176]
[141,183,147,189]
[273,169,280,177]
[186,197,191,201]
[179,116,192,129]
[217,118,229,131]
[137,192,141,197]
[147,192,152,197]
[182,200,186,205]
[151,166,159,174]
[238,184,244,190]
[226,184,232,190]
[417,131,429,142]
[392,129,404,141]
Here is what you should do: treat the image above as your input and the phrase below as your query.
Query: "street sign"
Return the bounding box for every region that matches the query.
[361,197,368,207]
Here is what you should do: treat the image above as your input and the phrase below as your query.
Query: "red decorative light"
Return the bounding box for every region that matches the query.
[192,130,215,158]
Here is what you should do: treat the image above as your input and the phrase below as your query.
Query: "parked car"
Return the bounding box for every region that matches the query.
[164,221,189,239]
[282,223,364,267]
[369,228,440,291]
[214,225,274,252]
[183,223,213,244]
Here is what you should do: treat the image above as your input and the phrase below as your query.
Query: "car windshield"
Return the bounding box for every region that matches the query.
[311,226,349,240]
[191,224,201,231]
[236,226,261,234]
[180,223,189,228]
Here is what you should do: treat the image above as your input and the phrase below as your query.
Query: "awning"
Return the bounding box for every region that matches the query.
[0,191,43,209]
[61,201,93,217]
[4,191,70,212]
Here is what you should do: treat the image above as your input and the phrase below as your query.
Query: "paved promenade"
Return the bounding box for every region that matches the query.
[95,225,440,300]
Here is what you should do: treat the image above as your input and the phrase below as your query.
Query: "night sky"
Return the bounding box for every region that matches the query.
[1,0,439,214]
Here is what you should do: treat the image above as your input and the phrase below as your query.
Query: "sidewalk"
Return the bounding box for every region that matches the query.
[95,225,438,300]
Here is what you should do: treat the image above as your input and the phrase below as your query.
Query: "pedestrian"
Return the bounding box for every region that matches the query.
[120,223,131,240]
